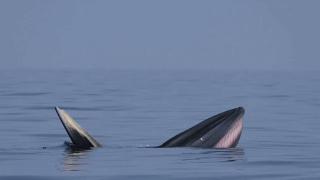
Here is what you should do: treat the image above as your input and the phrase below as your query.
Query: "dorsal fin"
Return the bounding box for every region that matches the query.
[55,107,101,149]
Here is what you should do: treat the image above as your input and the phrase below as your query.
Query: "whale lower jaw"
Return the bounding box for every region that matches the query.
[159,107,245,148]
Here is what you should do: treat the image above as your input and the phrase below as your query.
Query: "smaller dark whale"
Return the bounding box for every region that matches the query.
[159,107,244,148]
[55,107,101,149]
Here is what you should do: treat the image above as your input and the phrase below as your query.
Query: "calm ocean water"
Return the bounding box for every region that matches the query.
[0,69,319,179]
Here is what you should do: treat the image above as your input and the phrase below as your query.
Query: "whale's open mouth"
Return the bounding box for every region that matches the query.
[55,106,244,149]
[159,107,245,148]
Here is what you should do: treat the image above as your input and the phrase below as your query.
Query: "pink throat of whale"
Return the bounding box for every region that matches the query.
[214,118,243,148]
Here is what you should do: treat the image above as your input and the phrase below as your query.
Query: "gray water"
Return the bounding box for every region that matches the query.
[0,69,319,180]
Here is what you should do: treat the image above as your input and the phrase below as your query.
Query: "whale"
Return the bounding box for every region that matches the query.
[54,106,244,149]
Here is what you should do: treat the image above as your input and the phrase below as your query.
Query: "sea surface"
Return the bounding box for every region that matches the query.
[0,69,319,180]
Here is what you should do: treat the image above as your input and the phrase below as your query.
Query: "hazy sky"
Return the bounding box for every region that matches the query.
[0,0,319,70]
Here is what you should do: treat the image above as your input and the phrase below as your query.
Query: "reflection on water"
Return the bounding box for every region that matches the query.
[63,146,90,172]
[181,147,245,162]
[211,147,245,162]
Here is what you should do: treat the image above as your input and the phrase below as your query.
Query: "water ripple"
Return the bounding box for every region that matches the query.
[1,92,50,97]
